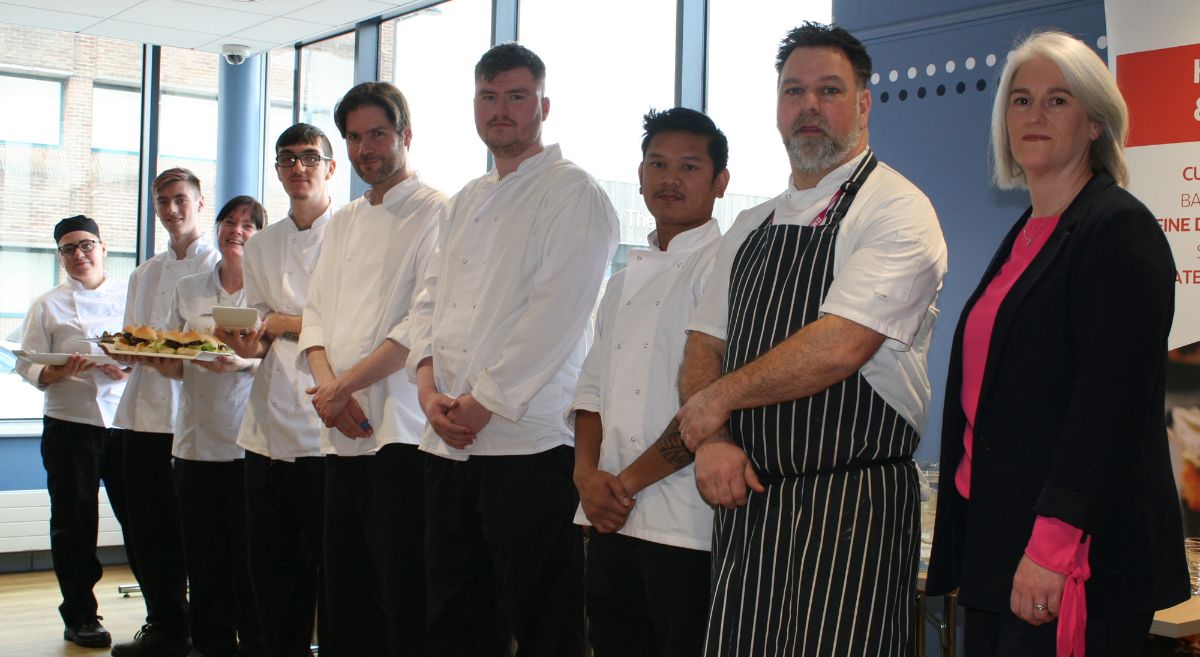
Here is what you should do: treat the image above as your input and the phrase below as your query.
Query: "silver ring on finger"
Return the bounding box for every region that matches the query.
[1033,603,1048,612]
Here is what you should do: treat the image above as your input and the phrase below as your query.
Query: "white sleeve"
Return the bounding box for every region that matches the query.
[568,273,621,421]
[123,267,141,327]
[297,225,335,354]
[386,201,442,350]
[16,298,50,390]
[242,236,272,316]
[819,191,946,349]
[687,209,763,341]
[471,179,618,422]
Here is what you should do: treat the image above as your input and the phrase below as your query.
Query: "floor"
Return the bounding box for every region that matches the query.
[0,565,145,657]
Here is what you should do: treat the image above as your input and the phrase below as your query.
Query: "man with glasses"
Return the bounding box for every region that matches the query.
[407,43,618,657]
[112,167,220,657]
[17,216,131,649]
[220,123,337,657]
[299,81,445,657]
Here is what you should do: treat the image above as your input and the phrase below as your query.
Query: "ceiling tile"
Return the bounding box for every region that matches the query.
[232,15,330,44]
[0,4,104,32]
[0,0,142,18]
[114,0,268,33]
[286,0,391,26]
[83,18,221,49]
[177,0,323,18]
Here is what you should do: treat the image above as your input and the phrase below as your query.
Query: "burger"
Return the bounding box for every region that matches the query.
[109,325,160,352]
[170,331,231,356]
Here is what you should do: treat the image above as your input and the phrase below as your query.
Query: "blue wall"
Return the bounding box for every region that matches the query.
[836,0,1107,461]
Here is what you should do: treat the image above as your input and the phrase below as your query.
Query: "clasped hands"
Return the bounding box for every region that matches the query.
[419,390,492,449]
[676,384,764,510]
[305,376,372,440]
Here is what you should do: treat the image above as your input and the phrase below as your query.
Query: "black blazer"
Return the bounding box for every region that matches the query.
[925,172,1189,617]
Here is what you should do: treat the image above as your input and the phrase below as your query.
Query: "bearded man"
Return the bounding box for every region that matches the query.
[666,22,948,655]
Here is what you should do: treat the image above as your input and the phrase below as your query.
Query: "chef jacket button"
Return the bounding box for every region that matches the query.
[637,255,643,261]
[472,304,477,309]
[634,388,640,395]
[616,344,622,350]
[462,259,468,265]
[643,343,648,349]
[451,303,456,309]
[655,301,660,306]
[440,345,445,350]
[474,217,480,223]
[626,301,631,306]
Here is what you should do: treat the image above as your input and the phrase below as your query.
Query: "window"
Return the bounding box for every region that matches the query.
[263,46,297,223]
[0,75,62,146]
[155,46,219,255]
[706,1,833,227]
[92,85,141,153]
[300,32,356,207]
[520,0,676,270]
[382,0,491,195]
[0,25,143,420]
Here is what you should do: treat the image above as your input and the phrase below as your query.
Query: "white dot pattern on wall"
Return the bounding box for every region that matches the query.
[965,56,976,70]
[888,69,899,82]
[985,53,997,67]
[926,64,936,76]
[907,66,917,79]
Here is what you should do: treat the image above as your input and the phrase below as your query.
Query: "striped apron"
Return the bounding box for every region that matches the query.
[704,152,920,657]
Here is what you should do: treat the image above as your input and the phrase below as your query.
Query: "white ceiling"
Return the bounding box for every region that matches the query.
[0,0,426,56]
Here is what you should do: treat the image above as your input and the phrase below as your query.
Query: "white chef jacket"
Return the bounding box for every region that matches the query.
[17,276,128,428]
[236,208,333,460]
[406,144,619,461]
[298,175,445,456]
[571,221,721,551]
[114,238,220,434]
[689,150,947,432]
[169,265,255,462]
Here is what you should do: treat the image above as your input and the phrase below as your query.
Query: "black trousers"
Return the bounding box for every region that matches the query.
[122,430,189,637]
[585,531,710,657]
[244,451,326,657]
[175,458,261,657]
[964,607,1154,656]
[322,443,427,657]
[40,417,134,625]
[425,446,585,657]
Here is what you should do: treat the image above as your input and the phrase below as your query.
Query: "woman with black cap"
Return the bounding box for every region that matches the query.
[16,215,132,649]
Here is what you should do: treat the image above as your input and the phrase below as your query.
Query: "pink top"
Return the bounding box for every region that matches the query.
[955,215,1090,656]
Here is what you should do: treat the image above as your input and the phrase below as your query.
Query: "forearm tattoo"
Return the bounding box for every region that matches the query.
[655,419,695,470]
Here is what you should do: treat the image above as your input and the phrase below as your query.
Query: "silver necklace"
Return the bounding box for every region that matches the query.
[1022,218,1050,246]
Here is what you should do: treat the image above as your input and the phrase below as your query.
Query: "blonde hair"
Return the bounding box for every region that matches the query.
[990,31,1129,189]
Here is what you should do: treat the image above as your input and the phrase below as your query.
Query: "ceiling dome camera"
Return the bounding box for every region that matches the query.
[222,44,250,65]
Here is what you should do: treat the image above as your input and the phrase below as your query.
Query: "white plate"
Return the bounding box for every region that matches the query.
[100,344,225,362]
[14,350,119,366]
[212,306,259,330]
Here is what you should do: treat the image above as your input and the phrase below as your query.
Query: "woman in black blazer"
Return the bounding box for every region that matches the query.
[925,31,1188,656]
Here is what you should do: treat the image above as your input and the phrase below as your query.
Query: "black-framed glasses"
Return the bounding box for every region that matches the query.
[57,239,100,257]
[275,152,331,168]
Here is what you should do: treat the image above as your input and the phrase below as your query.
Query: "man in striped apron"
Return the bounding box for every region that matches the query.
[674,23,948,656]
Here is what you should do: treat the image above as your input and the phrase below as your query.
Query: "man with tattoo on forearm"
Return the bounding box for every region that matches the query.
[571,107,729,657]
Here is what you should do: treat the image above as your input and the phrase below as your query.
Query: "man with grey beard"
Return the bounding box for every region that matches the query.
[642,22,947,655]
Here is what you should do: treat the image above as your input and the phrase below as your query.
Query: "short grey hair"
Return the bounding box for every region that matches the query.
[990,31,1129,190]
